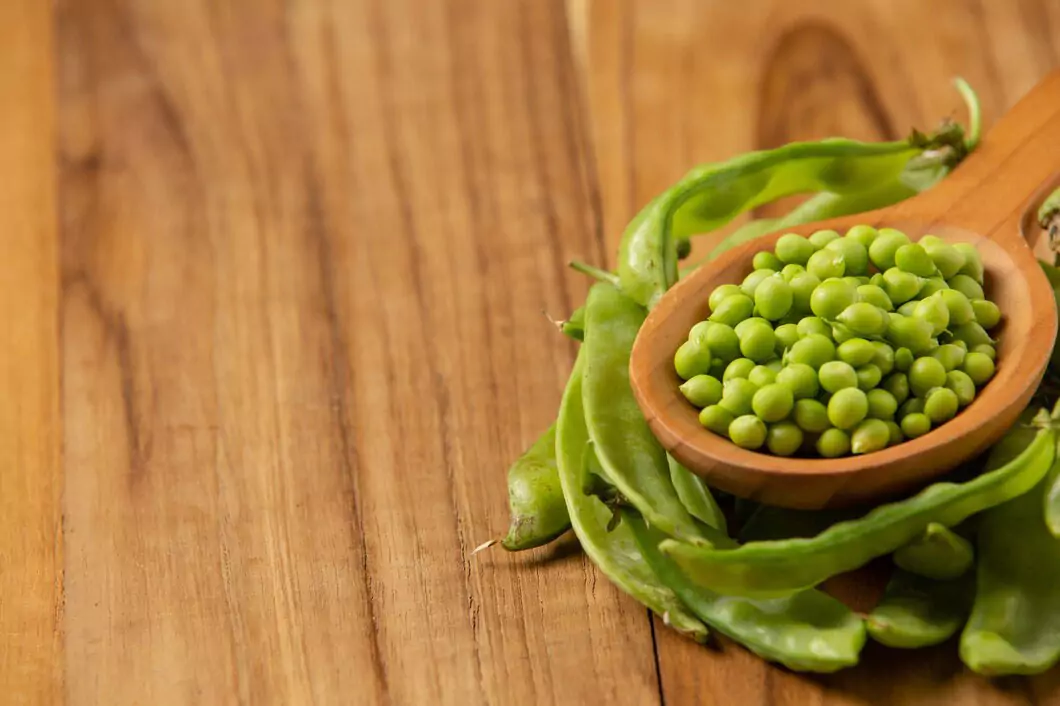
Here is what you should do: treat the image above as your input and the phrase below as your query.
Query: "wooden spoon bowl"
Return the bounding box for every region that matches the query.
[630,72,1060,509]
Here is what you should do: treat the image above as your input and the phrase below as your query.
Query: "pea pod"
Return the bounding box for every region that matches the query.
[559,306,585,341]
[582,282,707,544]
[668,455,727,534]
[960,430,1060,676]
[626,510,866,673]
[500,424,570,551]
[867,569,973,649]
[892,522,974,580]
[1046,473,1060,538]
[556,349,707,640]
[660,423,1055,597]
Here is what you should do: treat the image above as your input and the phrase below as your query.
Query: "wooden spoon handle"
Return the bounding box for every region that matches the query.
[895,70,1060,243]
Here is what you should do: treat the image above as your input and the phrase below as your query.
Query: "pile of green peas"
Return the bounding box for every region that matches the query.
[674,225,1001,458]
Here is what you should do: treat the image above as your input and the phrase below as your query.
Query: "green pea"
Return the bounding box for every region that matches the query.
[817,428,851,457]
[894,347,914,372]
[870,272,886,288]
[918,277,949,298]
[710,293,754,326]
[909,357,947,397]
[856,364,882,391]
[885,314,935,355]
[808,229,842,249]
[819,361,858,393]
[930,344,966,372]
[867,388,898,420]
[825,237,869,276]
[679,374,723,408]
[734,317,771,337]
[788,333,836,369]
[845,224,878,249]
[695,322,741,362]
[753,251,784,271]
[970,343,996,361]
[947,274,984,301]
[837,338,876,367]
[806,248,846,280]
[882,268,922,305]
[775,233,817,266]
[924,387,959,424]
[810,279,857,320]
[837,302,888,337]
[708,283,743,311]
[741,268,777,298]
[886,420,904,446]
[971,300,1001,329]
[922,240,964,279]
[739,324,776,363]
[780,263,806,281]
[828,388,869,430]
[720,378,759,416]
[898,397,925,419]
[912,294,950,336]
[897,300,918,317]
[774,323,800,353]
[938,289,975,326]
[952,242,984,283]
[754,276,793,321]
[709,358,727,379]
[793,398,830,433]
[729,415,767,449]
[919,235,945,248]
[831,324,856,344]
[699,404,734,436]
[856,284,893,311]
[894,243,937,277]
[764,359,784,373]
[842,276,868,289]
[776,363,819,400]
[951,321,994,348]
[788,272,822,314]
[963,351,995,385]
[752,383,794,423]
[748,365,778,388]
[946,370,976,406]
[675,339,713,380]
[796,316,830,338]
[723,357,756,381]
[851,419,890,454]
[871,341,896,376]
[766,421,804,457]
[869,229,911,270]
[900,412,932,439]
[883,372,910,405]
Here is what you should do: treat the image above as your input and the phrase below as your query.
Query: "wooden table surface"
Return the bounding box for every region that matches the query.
[5,0,1060,703]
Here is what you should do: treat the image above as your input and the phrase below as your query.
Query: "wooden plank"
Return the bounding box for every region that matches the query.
[574,0,1060,703]
[58,0,657,703]
[0,1,62,704]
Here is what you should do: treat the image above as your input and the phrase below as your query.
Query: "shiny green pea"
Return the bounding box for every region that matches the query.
[720,378,759,416]
[869,229,911,270]
[867,388,898,420]
[900,412,932,438]
[819,361,858,393]
[913,294,950,336]
[788,272,822,314]
[898,397,925,419]
[753,251,784,271]
[775,233,817,266]
[856,364,882,391]
[696,322,741,362]
[748,365,778,388]
[788,333,836,369]
[970,343,996,361]
[735,317,771,337]
[922,240,964,279]
[924,387,959,423]
[680,374,723,408]
[709,283,743,311]
[930,344,966,372]
[857,284,894,311]
[776,363,819,400]
[709,358,727,379]
[817,428,852,457]
[963,352,995,385]
[806,248,846,280]
[723,357,756,381]
[851,419,890,454]
[894,347,914,372]
[766,421,804,456]
[946,370,976,406]
[794,398,830,433]
[739,325,776,363]
[837,338,876,367]
[883,372,910,405]
[752,383,794,423]
[741,268,777,298]
[774,323,800,352]
[754,276,794,321]
[938,289,974,326]
[885,314,935,355]
[797,316,831,338]
[971,299,1001,329]
[808,229,842,249]
[909,357,947,397]
[675,339,713,380]
[952,242,984,283]
[700,404,734,436]
[729,414,767,449]
[882,268,922,305]
[765,359,784,373]
[845,224,878,249]
[780,263,806,281]
[826,237,869,275]
[810,279,857,320]
[832,324,856,344]
[871,341,896,376]
[897,300,918,317]
[837,302,888,336]
[951,321,994,348]
[886,421,904,446]
[895,243,937,277]
[918,277,949,298]
[828,388,869,430]
[947,274,984,301]
[710,293,754,326]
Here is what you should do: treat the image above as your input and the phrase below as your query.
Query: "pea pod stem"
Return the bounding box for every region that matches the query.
[569,260,620,286]
[661,424,1056,598]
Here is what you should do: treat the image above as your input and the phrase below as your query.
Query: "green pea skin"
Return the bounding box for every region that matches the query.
[845,224,878,249]
[923,240,964,279]
[963,352,995,385]
[898,398,925,419]
[886,314,935,355]
[766,422,804,456]
[952,242,984,283]
[894,347,914,372]
[723,357,756,381]
[700,404,734,436]
[882,372,910,405]
[774,364,816,400]
[794,398,830,433]
[753,251,784,271]
[883,268,922,305]
[971,299,1001,329]
[730,415,767,449]
[735,317,771,337]
[828,388,869,430]
[869,229,911,270]
[806,248,846,280]
[810,279,858,320]
[857,284,894,311]
[742,268,777,297]
[952,321,994,348]
[909,357,947,397]
[680,375,724,408]
[709,283,743,311]
[826,237,869,275]
[739,324,777,363]
[970,343,996,361]
[918,277,949,298]
[897,300,918,317]
[924,387,959,424]
[819,361,858,393]
[913,294,950,336]
[837,338,876,367]
[720,378,759,416]
[753,383,794,423]
[755,276,794,321]
[866,388,898,420]
[774,323,800,352]
[886,421,904,446]
[710,293,754,326]
[797,316,831,338]
[775,233,817,266]
[837,302,888,336]
[832,324,856,344]
[765,359,784,373]
[852,419,890,454]
[947,274,985,301]
[788,334,836,369]
[808,229,841,248]
[895,243,937,277]
[675,339,713,380]
[780,263,806,281]
[871,341,896,376]
[748,365,778,388]
[946,370,976,406]
[817,428,852,458]
[930,344,966,372]
[901,412,932,439]
[856,364,882,391]
[938,289,975,326]
[789,272,822,314]
[696,322,741,362]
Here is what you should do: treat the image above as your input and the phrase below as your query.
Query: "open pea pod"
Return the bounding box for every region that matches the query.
[867,569,974,649]
[659,422,1055,598]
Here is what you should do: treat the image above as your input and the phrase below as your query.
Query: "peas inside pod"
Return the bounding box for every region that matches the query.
[677,226,1001,458]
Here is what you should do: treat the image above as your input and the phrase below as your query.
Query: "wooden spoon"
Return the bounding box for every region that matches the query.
[630,71,1060,510]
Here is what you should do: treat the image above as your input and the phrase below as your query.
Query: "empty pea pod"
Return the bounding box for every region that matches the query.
[867,569,974,649]
[669,455,728,534]
[501,423,570,551]
[659,422,1055,597]
[893,522,974,580]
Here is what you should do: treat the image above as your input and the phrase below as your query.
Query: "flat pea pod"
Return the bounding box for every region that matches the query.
[960,431,1060,676]
[625,510,866,673]
[669,455,728,534]
[660,423,1055,597]
[867,569,974,649]
[892,522,974,580]
[582,283,707,544]
[501,424,570,550]
[556,350,707,640]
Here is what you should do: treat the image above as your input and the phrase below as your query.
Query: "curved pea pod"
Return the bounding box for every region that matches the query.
[668,455,727,534]
[501,424,570,550]
[556,350,707,641]
[867,569,974,649]
[659,423,1055,598]
[892,522,974,580]
[960,437,1060,676]
[625,510,866,673]
[582,283,708,545]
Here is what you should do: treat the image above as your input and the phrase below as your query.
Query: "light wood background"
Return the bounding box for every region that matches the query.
[3,0,1059,703]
